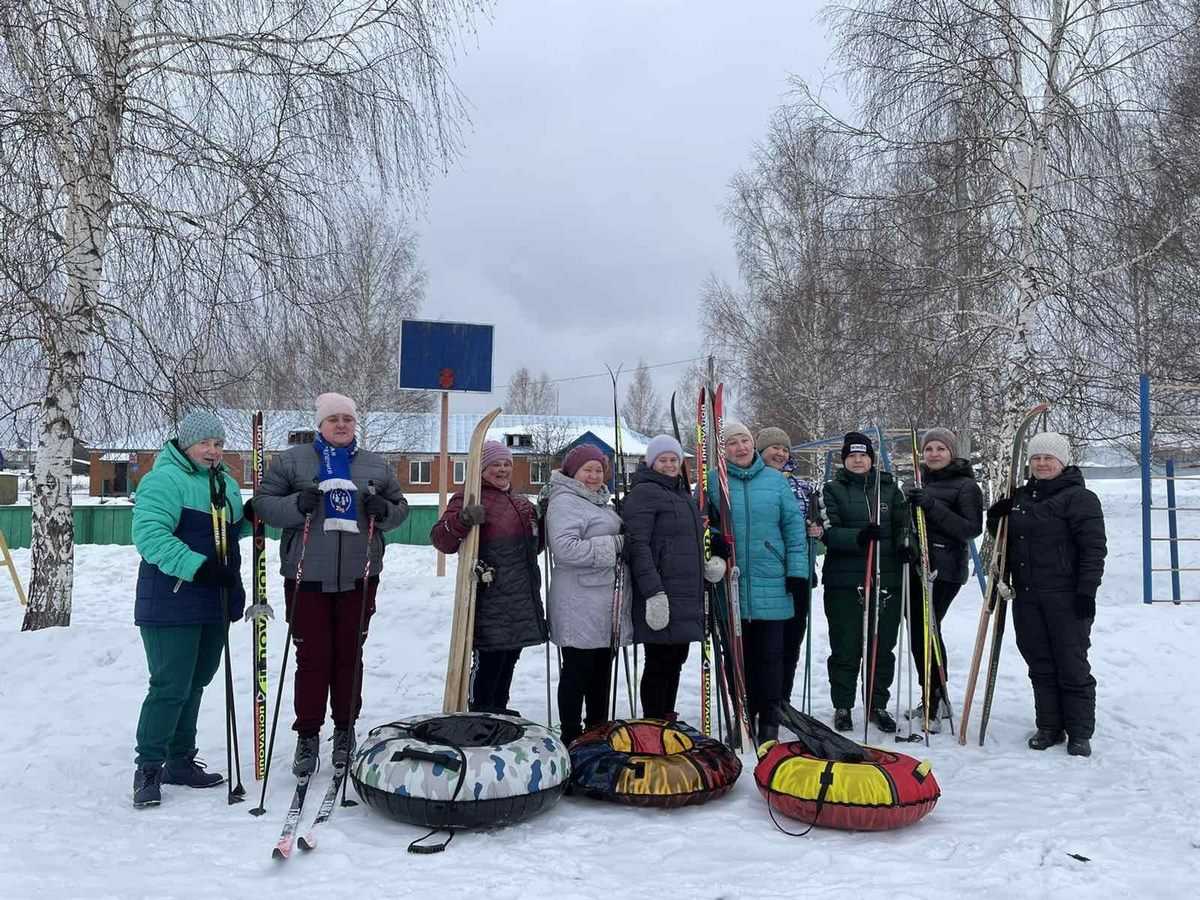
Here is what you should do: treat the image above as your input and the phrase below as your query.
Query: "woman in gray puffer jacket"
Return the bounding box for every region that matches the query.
[546,444,631,744]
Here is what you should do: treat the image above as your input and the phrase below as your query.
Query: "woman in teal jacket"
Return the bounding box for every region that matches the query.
[130,409,249,808]
[707,421,807,744]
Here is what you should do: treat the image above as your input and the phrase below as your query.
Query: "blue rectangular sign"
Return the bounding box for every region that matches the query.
[398,320,494,393]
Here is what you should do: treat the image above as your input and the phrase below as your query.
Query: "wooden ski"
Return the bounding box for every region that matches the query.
[442,407,503,713]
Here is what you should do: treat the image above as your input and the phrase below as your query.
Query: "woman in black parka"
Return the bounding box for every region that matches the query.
[903,427,983,730]
[622,435,725,719]
[987,432,1106,757]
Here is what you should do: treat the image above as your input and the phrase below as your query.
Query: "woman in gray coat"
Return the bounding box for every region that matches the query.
[546,444,630,744]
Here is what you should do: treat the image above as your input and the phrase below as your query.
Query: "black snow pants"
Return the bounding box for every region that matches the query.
[1012,589,1095,739]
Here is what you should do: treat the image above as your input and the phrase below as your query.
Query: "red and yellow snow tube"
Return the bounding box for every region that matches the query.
[754,740,939,831]
[569,718,742,808]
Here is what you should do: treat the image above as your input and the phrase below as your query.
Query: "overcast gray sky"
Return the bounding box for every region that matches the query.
[416,0,833,417]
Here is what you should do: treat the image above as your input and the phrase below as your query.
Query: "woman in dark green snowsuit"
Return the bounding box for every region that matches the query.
[820,431,912,733]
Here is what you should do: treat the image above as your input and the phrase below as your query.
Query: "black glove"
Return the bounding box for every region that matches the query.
[897,543,919,565]
[1074,594,1096,619]
[459,503,486,527]
[241,498,256,524]
[856,523,882,548]
[296,486,321,516]
[192,557,239,588]
[709,531,731,560]
[906,487,930,510]
[363,492,389,521]
[612,496,624,516]
[785,576,808,595]
[986,496,1013,525]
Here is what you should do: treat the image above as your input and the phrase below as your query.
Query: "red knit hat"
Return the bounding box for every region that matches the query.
[561,444,609,478]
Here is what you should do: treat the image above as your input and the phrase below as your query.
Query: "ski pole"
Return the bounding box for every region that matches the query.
[342,481,377,807]
[250,495,315,816]
[210,466,245,804]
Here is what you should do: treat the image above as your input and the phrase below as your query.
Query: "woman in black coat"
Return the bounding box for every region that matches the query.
[987,432,1106,757]
[903,428,983,730]
[622,435,725,719]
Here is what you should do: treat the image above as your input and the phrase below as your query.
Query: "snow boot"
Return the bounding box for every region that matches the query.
[871,708,897,733]
[132,763,163,808]
[331,728,356,768]
[834,708,853,732]
[1067,737,1092,758]
[292,733,320,777]
[559,723,583,746]
[1027,728,1066,751]
[162,753,224,788]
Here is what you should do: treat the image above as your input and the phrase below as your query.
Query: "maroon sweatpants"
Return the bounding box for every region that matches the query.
[285,579,378,735]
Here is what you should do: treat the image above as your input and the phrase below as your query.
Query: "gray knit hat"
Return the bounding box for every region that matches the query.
[756,426,792,453]
[1027,432,1072,467]
[920,427,958,459]
[177,408,225,451]
[645,434,684,469]
[723,420,752,443]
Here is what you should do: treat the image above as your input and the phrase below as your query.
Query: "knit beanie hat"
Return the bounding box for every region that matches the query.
[562,443,608,478]
[177,408,225,451]
[920,427,958,459]
[645,434,684,469]
[1027,432,1072,467]
[756,426,791,453]
[841,431,875,462]
[481,441,513,470]
[723,420,752,443]
[315,392,357,426]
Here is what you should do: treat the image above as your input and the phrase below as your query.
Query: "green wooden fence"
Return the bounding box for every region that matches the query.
[0,504,440,550]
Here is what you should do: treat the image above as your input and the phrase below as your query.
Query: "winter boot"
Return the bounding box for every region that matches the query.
[331,728,356,769]
[292,733,320,778]
[756,720,780,746]
[871,708,897,733]
[559,723,583,746]
[162,753,224,788]
[1027,728,1066,751]
[833,708,853,732]
[132,763,163,808]
[1067,737,1092,757]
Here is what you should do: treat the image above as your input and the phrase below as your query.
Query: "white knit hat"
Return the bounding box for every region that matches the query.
[315,392,357,427]
[1027,432,1072,466]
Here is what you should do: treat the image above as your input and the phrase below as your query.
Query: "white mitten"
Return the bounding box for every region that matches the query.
[645,592,670,630]
[704,555,727,584]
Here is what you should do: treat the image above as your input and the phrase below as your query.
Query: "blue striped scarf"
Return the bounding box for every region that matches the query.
[314,436,359,533]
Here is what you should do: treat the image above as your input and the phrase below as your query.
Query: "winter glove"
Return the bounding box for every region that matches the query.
[785,576,808,596]
[645,592,670,631]
[1074,594,1096,619]
[192,557,239,588]
[986,496,1013,528]
[296,486,321,516]
[897,543,919,565]
[459,503,486,527]
[241,498,256,524]
[363,492,389,521]
[906,487,930,510]
[856,523,882,548]
[704,555,727,583]
[709,531,731,560]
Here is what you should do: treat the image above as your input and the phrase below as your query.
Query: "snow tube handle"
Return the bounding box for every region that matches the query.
[393,747,463,771]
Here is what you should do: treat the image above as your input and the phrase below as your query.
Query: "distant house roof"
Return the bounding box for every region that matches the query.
[87,409,659,456]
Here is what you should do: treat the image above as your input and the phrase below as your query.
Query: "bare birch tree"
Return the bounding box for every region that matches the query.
[505,368,556,415]
[1,1,481,629]
[621,359,662,436]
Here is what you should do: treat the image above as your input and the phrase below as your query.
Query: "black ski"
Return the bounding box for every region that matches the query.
[297,765,352,852]
[272,777,311,860]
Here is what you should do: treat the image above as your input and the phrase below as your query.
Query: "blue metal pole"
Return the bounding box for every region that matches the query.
[968,539,987,595]
[1140,373,1153,604]
[1166,459,1182,605]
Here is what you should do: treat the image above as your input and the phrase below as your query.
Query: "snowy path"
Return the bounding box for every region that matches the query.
[1,478,1197,898]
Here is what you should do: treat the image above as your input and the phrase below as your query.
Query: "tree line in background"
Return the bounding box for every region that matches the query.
[0,1,483,629]
[704,0,1200,480]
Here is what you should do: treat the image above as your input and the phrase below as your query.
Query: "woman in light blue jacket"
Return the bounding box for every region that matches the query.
[707,421,807,743]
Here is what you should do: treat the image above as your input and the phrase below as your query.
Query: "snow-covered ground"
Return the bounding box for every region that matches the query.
[1,478,1197,898]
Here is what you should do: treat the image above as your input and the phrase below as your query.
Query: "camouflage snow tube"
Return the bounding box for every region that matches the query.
[568,718,742,808]
[350,712,571,833]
